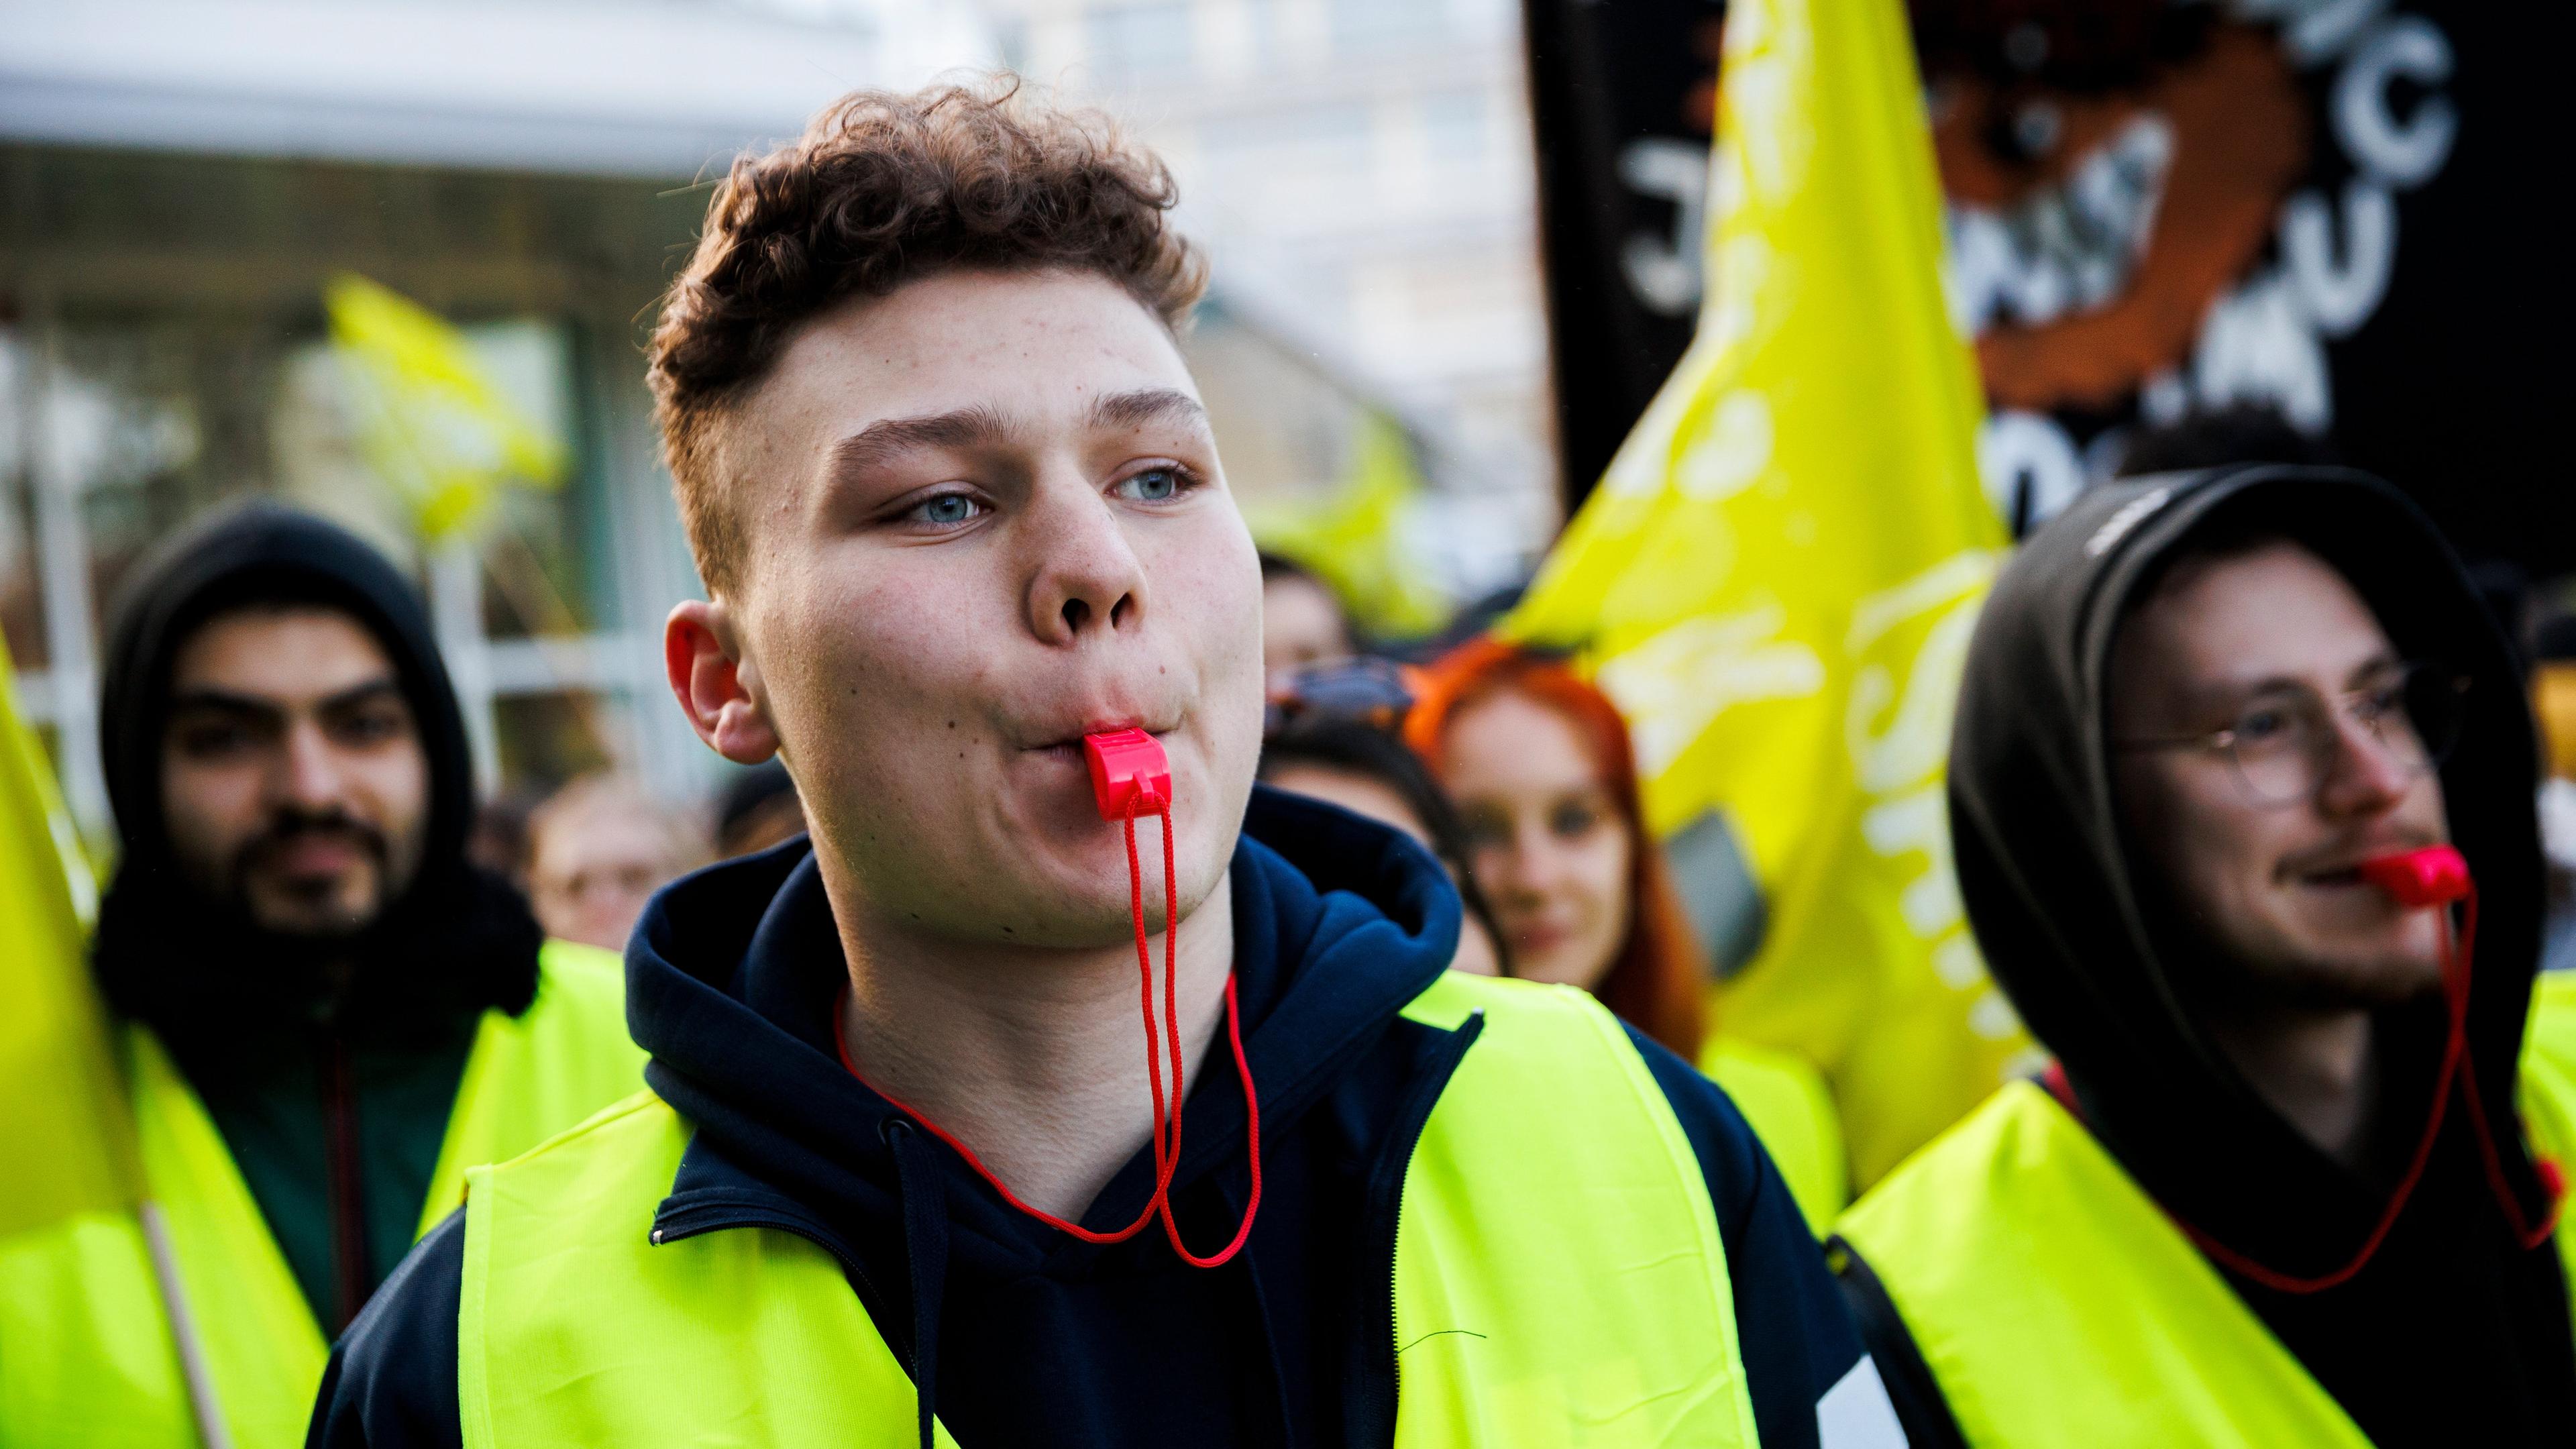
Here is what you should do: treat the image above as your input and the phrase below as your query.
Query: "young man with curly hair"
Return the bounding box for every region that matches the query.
[311,83,1895,1449]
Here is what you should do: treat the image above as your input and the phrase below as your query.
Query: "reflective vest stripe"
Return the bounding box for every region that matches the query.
[1836,980,2576,1448]
[461,973,1759,1448]
[0,940,641,1449]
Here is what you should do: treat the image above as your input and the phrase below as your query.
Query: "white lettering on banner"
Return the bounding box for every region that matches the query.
[2334,17,2455,186]
[1619,138,1713,317]
[1931,934,1987,991]
[1598,603,1827,781]
[1704,231,1770,357]
[1845,551,1994,657]
[1945,7,2455,533]
[1676,392,1776,502]
[1847,600,1980,794]
[1859,783,1962,938]
[1945,113,2175,336]
[2281,180,2396,338]
[1978,411,2087,526]
[1842,553,2021,1044]
[1721,0,1813,205]
[2194,269,2333,431]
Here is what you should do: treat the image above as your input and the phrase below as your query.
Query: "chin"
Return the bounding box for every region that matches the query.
[2259,941,2445,1010]
[243,885,380,939]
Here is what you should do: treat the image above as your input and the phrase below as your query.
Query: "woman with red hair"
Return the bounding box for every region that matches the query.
[1405,637,1847,1229]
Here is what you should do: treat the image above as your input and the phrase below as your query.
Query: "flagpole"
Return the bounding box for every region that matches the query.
[137,1199,235,1449]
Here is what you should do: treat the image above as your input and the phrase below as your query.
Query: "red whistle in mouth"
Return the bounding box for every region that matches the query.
[2357,845,2471,909]
[1083,728,1171,820]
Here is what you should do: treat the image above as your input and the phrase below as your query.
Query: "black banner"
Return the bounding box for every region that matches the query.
[1521,0,1725,510]
[1529,0,2576,574]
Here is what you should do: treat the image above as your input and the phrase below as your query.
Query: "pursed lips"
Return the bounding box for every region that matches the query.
[2280,835,2442,888]
[1025,718,1180,767]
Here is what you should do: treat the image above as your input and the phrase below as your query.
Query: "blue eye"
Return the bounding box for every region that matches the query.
[1122,468,1183,502]
[909,492,983,527]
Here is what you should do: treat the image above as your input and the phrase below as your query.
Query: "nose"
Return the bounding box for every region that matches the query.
[1483,817,1559,901]
[272,717,350,812]
[2314,708,2415,817]
[1024,468,1148,646]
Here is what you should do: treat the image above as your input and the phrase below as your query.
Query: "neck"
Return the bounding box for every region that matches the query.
[824,868,1236,1221]
[2204,1002,2379,1168]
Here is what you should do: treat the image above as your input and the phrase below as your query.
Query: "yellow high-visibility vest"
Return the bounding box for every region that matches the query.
[1835,975,2576,1447]
[1705,1036,1848,1234]
[0,940,644,1449]
[458,973,1761,1448]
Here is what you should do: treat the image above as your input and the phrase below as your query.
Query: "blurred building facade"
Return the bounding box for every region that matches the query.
[0,0,998,838]
[987,0,1560,610]
[1,0,1548,839]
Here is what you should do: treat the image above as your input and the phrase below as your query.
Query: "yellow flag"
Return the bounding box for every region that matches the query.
[0,635,136,1238]
[1508,0,2032,1186]
[1248,413,1451,639]
[326,274,566,543]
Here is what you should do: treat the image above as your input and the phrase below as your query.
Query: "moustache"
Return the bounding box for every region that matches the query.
[229,810,390,883]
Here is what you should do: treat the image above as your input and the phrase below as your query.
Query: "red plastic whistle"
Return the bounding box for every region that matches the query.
[1083,728,1171,820]
[2356,845,2471,909]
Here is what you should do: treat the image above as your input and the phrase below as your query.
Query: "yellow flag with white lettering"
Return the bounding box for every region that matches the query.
[1508,0,2033,1186]
[0,635,135,1238]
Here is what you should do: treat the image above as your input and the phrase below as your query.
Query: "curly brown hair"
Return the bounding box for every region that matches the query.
[646,81,1209,595]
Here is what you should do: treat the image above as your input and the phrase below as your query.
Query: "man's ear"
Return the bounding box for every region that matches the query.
[665,599,781,765]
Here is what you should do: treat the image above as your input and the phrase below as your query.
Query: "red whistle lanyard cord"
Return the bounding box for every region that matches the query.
[834,791,1262,1264]
[2051,885,2557,1296]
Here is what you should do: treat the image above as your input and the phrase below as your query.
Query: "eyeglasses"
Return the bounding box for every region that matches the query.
[2112,661,2471,808]
[1265,658,1415,737]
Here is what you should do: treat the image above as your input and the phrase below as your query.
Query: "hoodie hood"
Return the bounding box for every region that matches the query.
[1949,465,2576,1442]
[91,503,540,1040]
[1953,465,2553,1256]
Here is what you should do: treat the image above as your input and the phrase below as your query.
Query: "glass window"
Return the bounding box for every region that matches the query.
[1089,2,1195,84]
[1421,92,1490,165]
[1331,0,1446,55]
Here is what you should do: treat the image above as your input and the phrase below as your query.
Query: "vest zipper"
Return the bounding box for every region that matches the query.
[324,1032,370,1332]
[1346,1010,1485,1448]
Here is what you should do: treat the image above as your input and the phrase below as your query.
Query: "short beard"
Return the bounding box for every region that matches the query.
[2212,945,2445,1016]
[219,807,396,942]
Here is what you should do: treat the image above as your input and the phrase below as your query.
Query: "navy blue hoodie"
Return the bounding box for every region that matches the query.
[313,788,1878,1447]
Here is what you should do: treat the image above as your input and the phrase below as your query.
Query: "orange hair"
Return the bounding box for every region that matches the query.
[1404,637,1709,1061]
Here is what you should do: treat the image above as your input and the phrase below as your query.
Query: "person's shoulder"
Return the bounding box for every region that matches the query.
[309,1212,468,1449]
[1703,1036,1847,1232]
[1836,1079,2052,1249]
[533,936,627,1002]
[2527,970,2576,1059]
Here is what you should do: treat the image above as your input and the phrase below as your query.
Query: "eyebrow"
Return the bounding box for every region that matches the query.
[168,678,405,718]
[2188,650,2405,708]
[824,390,1210,483]
[1089,388,1207,434]
[826,403,1019,480]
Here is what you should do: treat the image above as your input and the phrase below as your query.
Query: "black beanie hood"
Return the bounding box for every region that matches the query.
[91,503,540,1038]
[1949,463,2553,1271]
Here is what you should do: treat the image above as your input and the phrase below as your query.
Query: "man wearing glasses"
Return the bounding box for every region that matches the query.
[1831,465,2576,1447]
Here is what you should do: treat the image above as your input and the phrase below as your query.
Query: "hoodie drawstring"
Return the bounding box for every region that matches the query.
[886,1120,949,1449]
[2048,861,2561,1294]
[835,794,1263,1258]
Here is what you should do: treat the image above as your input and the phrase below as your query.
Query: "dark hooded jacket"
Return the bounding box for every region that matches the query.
[1840,466,2575,1446]
[311,787,1875,1448]
[93,504,545,1329]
